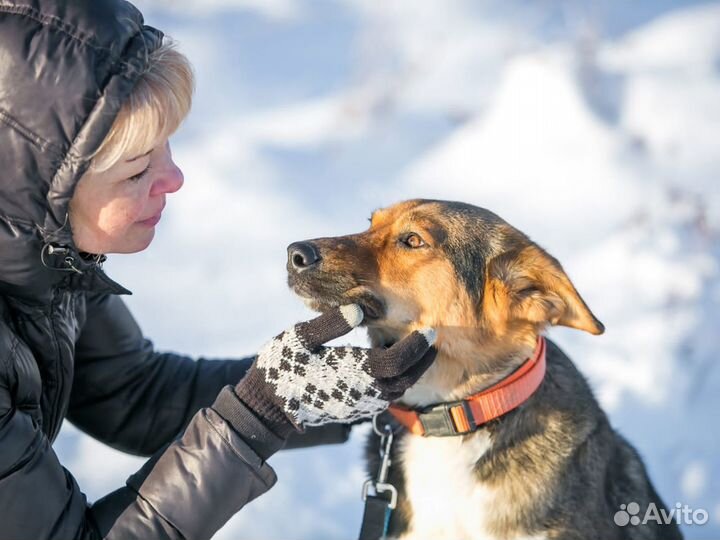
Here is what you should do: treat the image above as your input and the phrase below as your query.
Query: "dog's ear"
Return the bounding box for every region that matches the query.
[484,245,604,335]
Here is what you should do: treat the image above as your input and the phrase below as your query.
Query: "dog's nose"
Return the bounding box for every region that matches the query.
[287,241,321,271]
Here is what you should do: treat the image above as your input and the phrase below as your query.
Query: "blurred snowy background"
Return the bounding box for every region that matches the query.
[54,0,720,538]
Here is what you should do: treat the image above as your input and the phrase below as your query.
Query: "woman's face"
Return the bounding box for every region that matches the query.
[69,140,184,254]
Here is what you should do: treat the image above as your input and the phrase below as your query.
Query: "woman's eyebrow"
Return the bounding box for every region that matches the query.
[126,149,153,162]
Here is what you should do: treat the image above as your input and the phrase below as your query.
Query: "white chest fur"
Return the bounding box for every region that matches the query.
[392,432,546,540]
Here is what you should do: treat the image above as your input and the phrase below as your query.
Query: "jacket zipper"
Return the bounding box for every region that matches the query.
[45,289,65,442]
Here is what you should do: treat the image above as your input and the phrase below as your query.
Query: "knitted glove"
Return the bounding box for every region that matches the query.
[235,304,436,433]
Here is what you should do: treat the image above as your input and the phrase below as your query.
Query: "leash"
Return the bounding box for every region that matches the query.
[358,415,398,540]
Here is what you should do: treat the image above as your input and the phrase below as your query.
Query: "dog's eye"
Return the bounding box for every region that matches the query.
[401,233,426,249]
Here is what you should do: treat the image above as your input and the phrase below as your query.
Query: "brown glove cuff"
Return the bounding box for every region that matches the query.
[233,366,297,439]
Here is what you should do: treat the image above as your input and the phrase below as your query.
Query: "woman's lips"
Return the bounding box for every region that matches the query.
[138,212,162,227]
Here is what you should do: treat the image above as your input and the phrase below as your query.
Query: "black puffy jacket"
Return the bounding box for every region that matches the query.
[0,1,348,539]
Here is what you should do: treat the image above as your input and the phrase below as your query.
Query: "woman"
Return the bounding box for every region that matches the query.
[0,1,436,538]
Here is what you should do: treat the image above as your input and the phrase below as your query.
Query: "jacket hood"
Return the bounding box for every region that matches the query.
[0,0,164,303]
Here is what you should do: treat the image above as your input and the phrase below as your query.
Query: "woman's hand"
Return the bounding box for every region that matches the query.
[235,305,436,431]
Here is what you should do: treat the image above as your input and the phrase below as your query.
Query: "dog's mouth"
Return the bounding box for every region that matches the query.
[289,278,386,323]
[288,270,421,352]
[347,292,386,321]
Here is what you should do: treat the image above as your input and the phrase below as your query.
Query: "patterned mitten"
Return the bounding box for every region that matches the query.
[235,305,436,431]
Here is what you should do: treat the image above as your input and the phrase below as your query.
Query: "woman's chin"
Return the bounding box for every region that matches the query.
[124,231,156,254]
[102,229,156,255]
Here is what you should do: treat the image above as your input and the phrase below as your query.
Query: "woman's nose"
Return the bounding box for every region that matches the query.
[150,162,184,196]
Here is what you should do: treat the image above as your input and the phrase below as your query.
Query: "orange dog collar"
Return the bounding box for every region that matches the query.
[388,337,547,437]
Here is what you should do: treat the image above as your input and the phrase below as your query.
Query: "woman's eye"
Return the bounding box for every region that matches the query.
[129,165,150,182]
[401,233,426,249]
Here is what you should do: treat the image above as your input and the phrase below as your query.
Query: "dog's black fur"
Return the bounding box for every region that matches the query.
[289,200,683,539]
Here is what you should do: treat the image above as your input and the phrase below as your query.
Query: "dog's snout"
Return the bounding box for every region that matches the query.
[287,241,321,271]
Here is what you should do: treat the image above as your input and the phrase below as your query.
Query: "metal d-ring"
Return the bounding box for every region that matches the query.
[372,412,393,438]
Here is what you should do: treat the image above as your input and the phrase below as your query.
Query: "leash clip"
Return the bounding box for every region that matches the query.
[362,415,398,510]
[358,415,400,539]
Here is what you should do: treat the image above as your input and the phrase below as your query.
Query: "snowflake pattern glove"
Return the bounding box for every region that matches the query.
[236,305,437,430]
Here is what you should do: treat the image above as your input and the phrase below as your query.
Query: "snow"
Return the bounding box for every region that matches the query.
[53,1,720,538]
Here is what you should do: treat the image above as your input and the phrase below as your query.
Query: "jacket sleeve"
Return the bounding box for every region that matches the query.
[93,404,280,539]
[0,369,279,540]
[68,293,349,455]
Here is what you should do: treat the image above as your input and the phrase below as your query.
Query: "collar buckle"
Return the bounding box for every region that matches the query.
[388,337,547,437]
[418,400,477,437]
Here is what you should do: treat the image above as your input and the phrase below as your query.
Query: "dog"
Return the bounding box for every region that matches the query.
[286,199,682,540]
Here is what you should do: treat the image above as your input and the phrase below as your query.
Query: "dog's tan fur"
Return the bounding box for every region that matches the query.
[300,200,601,405]
[288,199,680,540]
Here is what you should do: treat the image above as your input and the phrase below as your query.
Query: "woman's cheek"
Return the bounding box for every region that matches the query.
[98,197,144,234]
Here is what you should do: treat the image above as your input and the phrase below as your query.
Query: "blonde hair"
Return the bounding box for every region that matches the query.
[91,39,194,171]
